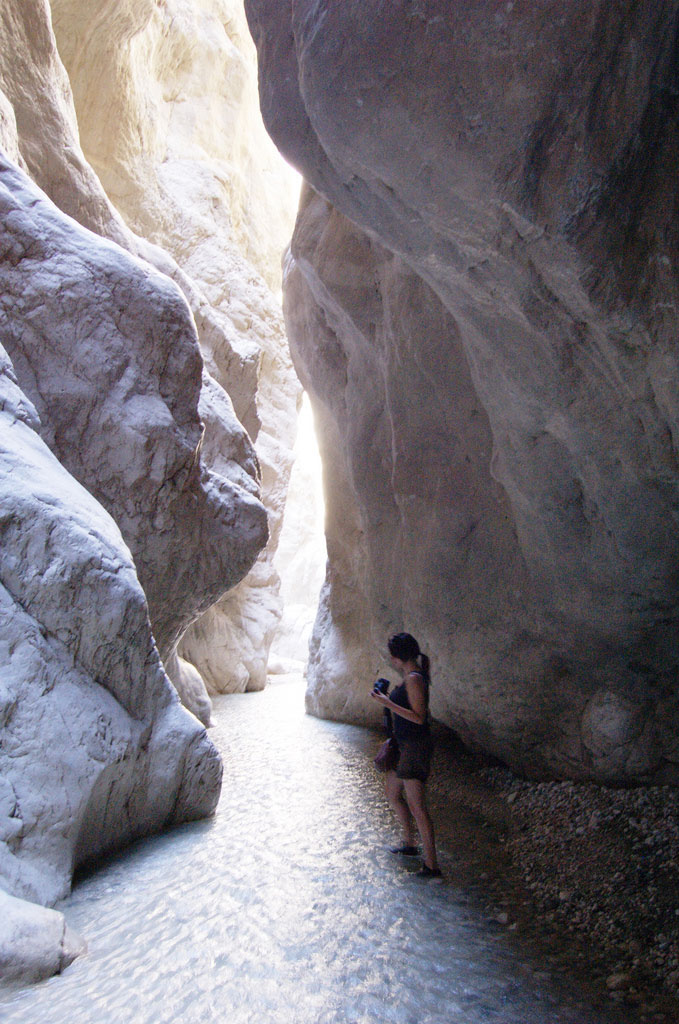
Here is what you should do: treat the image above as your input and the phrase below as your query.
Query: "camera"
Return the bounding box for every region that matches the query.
[373,677,390,695]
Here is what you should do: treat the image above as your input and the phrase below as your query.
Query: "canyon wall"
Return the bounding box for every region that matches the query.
[0,0,297,982]
[48,0,301,697]
[247,0,679,784]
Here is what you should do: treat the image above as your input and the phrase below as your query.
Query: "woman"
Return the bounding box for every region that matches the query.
[371,632,441,879]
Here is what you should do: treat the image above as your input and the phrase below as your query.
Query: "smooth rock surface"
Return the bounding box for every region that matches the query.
[51,0,297,297]
[48,0,302,694]
[248,0,679,782]
[0,0,296,985]
[0,155,267,662]
[1,0,301,712]
[179,323,300,695]
[0,891,85,986]
[0,343,221,971]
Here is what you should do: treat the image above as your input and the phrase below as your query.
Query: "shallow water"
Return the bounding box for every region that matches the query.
[1,680,639,1023]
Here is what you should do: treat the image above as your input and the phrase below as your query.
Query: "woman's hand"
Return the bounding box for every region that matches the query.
[370,688,391,706]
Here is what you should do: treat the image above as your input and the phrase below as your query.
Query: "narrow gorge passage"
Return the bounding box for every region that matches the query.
[0,681,643,1024]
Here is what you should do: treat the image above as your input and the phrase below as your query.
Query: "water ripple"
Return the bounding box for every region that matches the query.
[0,681,636,1023]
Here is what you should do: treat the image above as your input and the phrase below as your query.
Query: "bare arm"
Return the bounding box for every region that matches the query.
[370,673,427,725]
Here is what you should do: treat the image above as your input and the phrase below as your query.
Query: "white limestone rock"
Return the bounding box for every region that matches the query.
[0,91,18,165]
[1,0,298,716]
[249,1,679,782]
[164,652,215,732]
[0,0,132,248]
[0,890,85,986]
[0,0,297,981]
[48,0,302,694]
[180,331,300,695]
[50,0,298,297]
[0,344,221,978]
[0,155,267,667]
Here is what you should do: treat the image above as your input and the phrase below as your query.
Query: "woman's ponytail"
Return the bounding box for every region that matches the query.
[420,652,431,685]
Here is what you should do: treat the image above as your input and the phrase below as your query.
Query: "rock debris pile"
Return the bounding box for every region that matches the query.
[484,767,679,1012]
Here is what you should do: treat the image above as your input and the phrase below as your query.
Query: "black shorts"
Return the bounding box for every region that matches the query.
[395,735,433,783]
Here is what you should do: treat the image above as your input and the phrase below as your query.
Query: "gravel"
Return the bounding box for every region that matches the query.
[490,770,679,985]
[428,735,679,1022]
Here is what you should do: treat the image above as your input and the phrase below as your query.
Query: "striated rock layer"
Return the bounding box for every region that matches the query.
[248,0,679,783]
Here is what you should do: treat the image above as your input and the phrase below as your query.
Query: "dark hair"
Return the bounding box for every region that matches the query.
[388,632,430,684]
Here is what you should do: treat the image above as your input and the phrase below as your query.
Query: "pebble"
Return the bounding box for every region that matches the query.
[606,972,631,990]
[478,762,679,1009]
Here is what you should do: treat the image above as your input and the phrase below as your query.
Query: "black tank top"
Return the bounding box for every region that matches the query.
[390,672,430,743]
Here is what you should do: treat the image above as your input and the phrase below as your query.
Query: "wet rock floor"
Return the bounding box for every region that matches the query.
[1,678,677,1023]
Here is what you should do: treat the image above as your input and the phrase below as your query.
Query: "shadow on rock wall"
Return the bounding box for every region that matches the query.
[247,0,679,785]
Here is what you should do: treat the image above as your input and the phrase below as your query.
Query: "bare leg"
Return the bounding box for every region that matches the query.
[403,779,438,870]
[385,771,415,845]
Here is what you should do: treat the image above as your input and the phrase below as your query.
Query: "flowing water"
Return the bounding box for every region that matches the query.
[0,680,644,1023]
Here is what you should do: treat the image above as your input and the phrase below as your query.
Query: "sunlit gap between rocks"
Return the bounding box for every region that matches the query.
[268,391,327,684]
